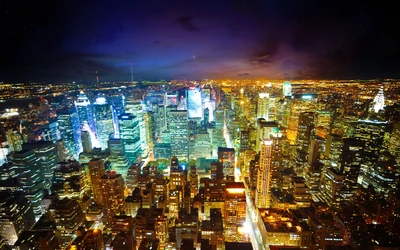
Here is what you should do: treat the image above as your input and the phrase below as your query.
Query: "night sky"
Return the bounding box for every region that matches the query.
[1,0,399,82]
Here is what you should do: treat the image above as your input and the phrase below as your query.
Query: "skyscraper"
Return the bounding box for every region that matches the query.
[57,107,82,158]
[22,141,59,191]
[52,160,86,200]
[168,110,189,162]
[118,113,141,162]
[88,158,106,205]
[94,97,114,150]
[75,91,96,135]
[0,191,35,245]
[256,139,273,208]
[101,171,126,227]
[12,149,44,219]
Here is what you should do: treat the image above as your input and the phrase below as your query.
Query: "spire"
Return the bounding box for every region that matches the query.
[373,86,385,113]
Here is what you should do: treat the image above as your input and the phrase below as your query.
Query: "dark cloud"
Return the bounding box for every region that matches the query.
[238,73,250,76]
[177,16,200,32]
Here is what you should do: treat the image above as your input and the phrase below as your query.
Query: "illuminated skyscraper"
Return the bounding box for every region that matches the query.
[224,182,246,242]
[257,93,269,120]
[187,88,202,119]
[75,92,96,134]
[52,160,86,200]
[88,158,106,205]
[118,113,141,162]
[22,141,59,191]
[109,93,126,137]
[257,93,276,121]
[287,94,318,144]
[12,149,44,219]
[296,112,317,152]
[94,97,114,150]
[0,191,35,246]
[168,110,189,162]
[282,81,292,97]
[57,107,82,158]
[52,198,85,248]
[218,147,235,179]
[372,86,385,113]
[101,171,126,226]
[256,139,273,208]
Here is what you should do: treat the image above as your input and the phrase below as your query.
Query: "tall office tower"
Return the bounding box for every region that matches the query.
[256,139,273,208]
[354,118,388,166]
[126,98,149,156]
[22,141,59,191]
[340,138,364,199]
[94,97,114,150]
[107,137,130,178]
[320,168,344,208]
[36,120,61,143]
[52,160,86,200]
[126,163,141,194]
[75,91,96,135]
[69,228,104,250]
[371,86,385,113]
[257,93,269,120]
[12,149,44,219]
[257,93,276,121]
[0,191,35,246]
[189,131,212,160]
[168,110,189,162]
[287,94,318,144]
[88,158,106,205]
[282,81,292,97]
[109,93,126,137]
[57,107,82,158]
[217,147,235,179]
[305,136,324,194]
[255,119,279,152]
[296,112,317,152]
[52,198,85,248]
[324,134,343,169]
[276,97,291,128]
[101,171,126,227]
[187,88,203,119]
[118,113,141,162]
[224,182,246,242]
[143,111,154,154]
[6,130,25,152]
[81,130,92,153]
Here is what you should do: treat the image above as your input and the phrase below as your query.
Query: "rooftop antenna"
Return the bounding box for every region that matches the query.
[130,62,133,83]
